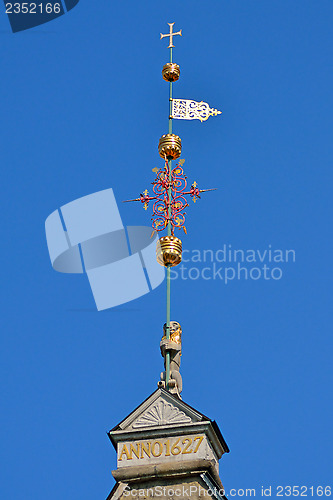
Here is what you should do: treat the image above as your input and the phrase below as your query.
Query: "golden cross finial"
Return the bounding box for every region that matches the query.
[143,189,149,196]
[160,23,182,48]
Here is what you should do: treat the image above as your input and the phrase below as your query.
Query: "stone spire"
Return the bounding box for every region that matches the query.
[107,389,229,500]
[107,23,228,500]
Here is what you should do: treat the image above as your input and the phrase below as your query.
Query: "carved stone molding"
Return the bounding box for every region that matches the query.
[132,400,192,428]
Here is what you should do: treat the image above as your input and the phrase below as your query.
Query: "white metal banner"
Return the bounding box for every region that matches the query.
[171,99,221,122]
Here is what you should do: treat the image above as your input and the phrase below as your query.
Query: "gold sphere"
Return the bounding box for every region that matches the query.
[158,134,182,160]
[156,236,182,267]
[162,63,180,82]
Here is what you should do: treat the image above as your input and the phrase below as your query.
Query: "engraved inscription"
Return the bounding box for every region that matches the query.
[118,435,204,462]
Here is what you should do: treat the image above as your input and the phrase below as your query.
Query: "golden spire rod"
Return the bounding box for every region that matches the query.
[123,24,218,397]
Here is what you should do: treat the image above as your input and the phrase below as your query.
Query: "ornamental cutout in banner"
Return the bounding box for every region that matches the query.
[171,99,222,122]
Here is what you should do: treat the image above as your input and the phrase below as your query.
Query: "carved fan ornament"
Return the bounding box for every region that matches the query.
[132,400,192,428]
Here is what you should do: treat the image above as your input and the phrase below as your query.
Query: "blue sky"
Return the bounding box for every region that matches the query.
[1,1,332,499]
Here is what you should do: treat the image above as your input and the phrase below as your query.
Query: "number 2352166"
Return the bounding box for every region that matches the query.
[6,3,62,14]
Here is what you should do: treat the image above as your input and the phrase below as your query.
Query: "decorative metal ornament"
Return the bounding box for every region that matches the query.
[162,63,180,82]
[123,24,219,392]
[123,159,216,235]
[172,98,222,122]
[160,22,182,48]
[156,235,182,267]
[158,134,182,159]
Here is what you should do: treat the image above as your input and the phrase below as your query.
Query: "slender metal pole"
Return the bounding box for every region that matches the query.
[165,46,173,390]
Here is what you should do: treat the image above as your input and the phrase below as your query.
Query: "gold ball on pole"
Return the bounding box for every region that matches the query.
[156,236,182,267]
[158,134,182,159]
[162,63,180,82]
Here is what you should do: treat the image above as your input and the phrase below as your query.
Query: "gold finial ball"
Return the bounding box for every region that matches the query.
[158,134,182,160]
[156,236,182,267]
[162,63,180,82]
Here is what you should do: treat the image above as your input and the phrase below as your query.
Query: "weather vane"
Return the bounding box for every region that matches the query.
[124,23,221,396]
